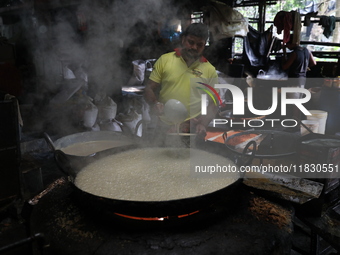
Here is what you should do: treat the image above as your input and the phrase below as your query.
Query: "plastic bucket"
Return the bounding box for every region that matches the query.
[301,120,319,136]
[306,110,328,134]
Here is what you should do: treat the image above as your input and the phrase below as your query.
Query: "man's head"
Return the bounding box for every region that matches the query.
[181,23,209,61]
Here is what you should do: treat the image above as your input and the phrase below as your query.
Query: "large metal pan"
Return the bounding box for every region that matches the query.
[224,130,299,159]
[44,131,136,177]
[54,142,244,218]
[45,131,134,154]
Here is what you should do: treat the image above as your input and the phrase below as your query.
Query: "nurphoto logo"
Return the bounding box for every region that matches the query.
[200,84,312,128]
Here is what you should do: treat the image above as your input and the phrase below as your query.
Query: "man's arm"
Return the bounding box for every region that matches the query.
[282,52,296,70]
[194,99,219,136]
[144,79,160,104]
[308,51,317,67]
[199,101,218,127]
[144,79,163,114]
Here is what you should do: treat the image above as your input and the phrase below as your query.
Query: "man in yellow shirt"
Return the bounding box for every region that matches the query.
[144,23,218,136]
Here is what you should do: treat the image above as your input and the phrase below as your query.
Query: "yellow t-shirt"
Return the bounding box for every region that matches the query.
[149,49,218,123]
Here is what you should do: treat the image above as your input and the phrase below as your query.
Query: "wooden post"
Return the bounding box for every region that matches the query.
[258,0,266,32]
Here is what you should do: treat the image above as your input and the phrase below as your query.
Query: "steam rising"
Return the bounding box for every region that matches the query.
[32,0,181,95]
[257,65,288,80]
[23,0,186,134]
[266,65,288,78]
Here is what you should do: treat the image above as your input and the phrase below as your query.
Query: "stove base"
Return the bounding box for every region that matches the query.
[29,180,294,255]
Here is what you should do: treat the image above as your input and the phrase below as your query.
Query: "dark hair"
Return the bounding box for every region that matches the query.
[182,23,209,41]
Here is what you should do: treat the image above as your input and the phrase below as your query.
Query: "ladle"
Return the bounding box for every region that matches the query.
[163,99,187,133]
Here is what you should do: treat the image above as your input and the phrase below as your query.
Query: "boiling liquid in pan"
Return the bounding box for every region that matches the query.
[75,148,239,201]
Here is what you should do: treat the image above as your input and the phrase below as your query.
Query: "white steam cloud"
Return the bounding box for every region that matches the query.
[31,0,182,97]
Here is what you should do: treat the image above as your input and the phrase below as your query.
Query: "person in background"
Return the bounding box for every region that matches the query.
[144,23,218,137]
[282,35,316,119]
[282,35,316,87]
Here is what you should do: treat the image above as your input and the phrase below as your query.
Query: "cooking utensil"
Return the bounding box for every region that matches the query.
[234,134,263,151]
[45,131,133,155]
[224,130,299,158]
[257,69,288,81]
[55,144,243,218]
[44,131,135,176]
[163,99,187,124]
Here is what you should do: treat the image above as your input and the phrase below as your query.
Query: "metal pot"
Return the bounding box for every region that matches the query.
[257,69,288,81]
[44,131,136,177]
[256,69,289,90]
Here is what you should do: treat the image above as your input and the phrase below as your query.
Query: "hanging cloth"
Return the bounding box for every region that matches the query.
[274,11,301,44]
[292,11,301,44]
[243,25,273,67]
[274,11,293,44]
[319,16,336,38]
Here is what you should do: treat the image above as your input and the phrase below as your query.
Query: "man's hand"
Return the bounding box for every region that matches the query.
[191,118,206,136]
[195,123,207,137]
[152,102,164,116]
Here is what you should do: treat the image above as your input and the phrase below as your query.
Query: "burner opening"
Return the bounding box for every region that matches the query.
[113,210,200,221]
